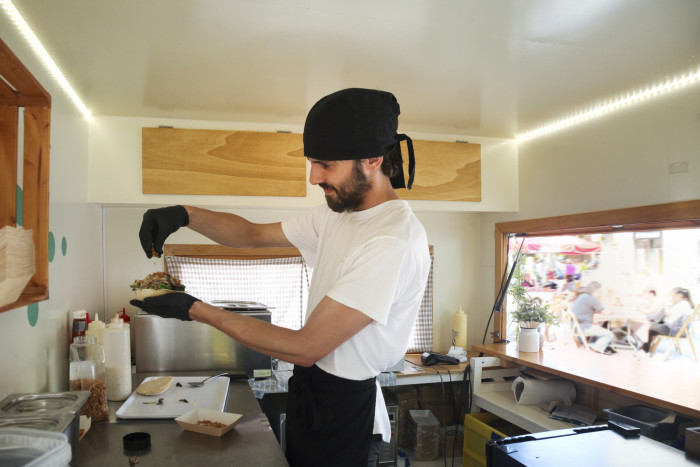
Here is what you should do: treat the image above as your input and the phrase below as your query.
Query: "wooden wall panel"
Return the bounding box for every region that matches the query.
[399,140,481,202]
[0,105,18,227]
[142,128,481,201]
[22,106,50,295]
[142,128,306,196]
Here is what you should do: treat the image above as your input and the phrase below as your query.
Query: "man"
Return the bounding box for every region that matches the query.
[130,88,431,467]
[571,281,614,354]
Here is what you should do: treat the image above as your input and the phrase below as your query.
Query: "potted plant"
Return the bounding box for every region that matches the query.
[508,256,558,351]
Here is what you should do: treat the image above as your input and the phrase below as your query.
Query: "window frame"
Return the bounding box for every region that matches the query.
[493,200,700,340]
[163,244,301,263]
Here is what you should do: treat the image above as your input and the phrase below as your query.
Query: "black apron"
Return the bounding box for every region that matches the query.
[285,365,377,467]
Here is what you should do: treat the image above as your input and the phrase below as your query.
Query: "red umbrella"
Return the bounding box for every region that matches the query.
[510,236,601,255]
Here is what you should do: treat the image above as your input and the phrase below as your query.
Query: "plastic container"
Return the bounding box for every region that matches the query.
[518,328,540,352]
[604,405,691,441]
[0,427,71,467]
[70,310,87,343]
[463,412,528,467]
[69,336,109,422]
[452,306,467,349]
[104,315,132,401]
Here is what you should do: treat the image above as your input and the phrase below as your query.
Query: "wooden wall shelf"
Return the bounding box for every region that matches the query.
[0,38,51,313]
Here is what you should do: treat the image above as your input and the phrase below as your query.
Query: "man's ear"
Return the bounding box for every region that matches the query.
[365,156,384,170]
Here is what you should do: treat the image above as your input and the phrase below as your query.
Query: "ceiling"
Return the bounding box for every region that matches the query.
[9,0,700,139]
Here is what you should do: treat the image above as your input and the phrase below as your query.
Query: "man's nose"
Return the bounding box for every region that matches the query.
[309,165,322,185]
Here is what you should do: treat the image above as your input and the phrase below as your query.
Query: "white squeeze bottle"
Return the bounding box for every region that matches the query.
[85,314,106,347]
[104,313,132,401]
[451,306,468,349]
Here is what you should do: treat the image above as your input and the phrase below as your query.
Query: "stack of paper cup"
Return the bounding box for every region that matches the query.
[0,226,35,308]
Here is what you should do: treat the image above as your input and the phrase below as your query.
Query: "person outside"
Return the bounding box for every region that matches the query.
[130,88,431,467]
[642,287,694,353]
[571,281,615,354]
[640,289,665,323]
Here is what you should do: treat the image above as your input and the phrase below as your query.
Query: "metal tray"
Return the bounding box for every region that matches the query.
[0,392,90,415]
[115,376,229,419]
[210,300,271,311]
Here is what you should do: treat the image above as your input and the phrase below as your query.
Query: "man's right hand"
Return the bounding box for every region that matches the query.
[139,205,190,258]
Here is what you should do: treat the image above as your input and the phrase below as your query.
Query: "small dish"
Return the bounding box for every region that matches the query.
[175,408,242,437]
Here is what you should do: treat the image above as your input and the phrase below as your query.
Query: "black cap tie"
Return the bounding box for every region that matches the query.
[391,134,415,190]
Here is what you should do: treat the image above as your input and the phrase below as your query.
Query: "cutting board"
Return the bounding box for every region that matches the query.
[115,376,230,419]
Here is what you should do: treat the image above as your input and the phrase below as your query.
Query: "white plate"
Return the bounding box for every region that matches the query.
[115,376,230,419]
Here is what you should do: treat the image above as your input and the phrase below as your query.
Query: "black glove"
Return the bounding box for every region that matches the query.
[139,205,189,258]
[130,293,200,321]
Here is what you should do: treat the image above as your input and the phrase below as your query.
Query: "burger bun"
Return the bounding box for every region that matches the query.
[132,288,181,300]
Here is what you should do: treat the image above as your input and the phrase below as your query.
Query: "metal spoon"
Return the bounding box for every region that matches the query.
[187,373,228,387]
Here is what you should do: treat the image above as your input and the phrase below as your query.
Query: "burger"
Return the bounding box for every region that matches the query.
[130,272,185,300]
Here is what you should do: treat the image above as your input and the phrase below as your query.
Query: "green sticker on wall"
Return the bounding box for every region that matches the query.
[27,303,39,326]
[48,231,55,262]
[62,236,67,256]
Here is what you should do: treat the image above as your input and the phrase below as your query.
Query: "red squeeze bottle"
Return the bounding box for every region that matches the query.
[118,308,130,325]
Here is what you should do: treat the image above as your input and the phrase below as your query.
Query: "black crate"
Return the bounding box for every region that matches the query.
[604,405,691,441]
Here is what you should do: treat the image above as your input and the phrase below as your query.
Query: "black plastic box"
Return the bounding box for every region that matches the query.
[604,405,691,441]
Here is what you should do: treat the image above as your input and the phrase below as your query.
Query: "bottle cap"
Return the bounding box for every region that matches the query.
[109,314,124,328]
[119,307,131,323]
[88,316,106,331]
[123,432,150,451]
[73,310,86,319]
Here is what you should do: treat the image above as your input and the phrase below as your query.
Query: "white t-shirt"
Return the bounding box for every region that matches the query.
[665,299,692,330]
[281,200,431,440]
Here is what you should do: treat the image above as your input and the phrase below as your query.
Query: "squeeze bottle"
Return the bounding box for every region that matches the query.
[451,306,468,349]
[86,314,106,347]
[104,314,132,401]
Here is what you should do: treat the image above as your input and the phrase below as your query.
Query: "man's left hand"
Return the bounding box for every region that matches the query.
[130,293,201,321]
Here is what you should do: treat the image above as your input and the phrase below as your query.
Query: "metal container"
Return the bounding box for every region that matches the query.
[135,309,272,378]
[0,391,90,466]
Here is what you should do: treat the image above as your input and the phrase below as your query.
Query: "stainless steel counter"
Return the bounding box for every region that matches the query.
[77,372,288,466]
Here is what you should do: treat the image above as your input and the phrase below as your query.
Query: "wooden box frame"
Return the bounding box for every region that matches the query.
[0,38,51,312]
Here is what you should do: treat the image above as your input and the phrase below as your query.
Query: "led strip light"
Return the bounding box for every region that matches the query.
[517,66,700,143]
[1,0,92,119]
[3,0,698,137]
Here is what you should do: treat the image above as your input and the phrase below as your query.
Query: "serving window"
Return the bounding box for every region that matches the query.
[494,200,700,343]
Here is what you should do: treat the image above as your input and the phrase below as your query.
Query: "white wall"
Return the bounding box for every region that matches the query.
[0,24,104,398]
[478,84,700,342]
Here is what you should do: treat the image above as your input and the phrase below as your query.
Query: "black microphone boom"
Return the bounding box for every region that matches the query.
[480,237,525,346]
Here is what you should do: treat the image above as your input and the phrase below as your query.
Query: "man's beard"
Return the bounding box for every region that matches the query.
[320,161,372,213]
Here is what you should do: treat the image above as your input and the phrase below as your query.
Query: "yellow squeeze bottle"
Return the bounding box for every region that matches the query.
[452,306,467,349]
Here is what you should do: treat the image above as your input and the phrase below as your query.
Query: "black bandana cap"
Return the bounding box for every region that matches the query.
[303,88,415,189]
